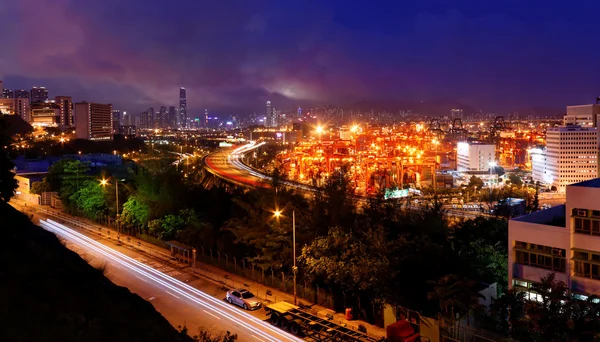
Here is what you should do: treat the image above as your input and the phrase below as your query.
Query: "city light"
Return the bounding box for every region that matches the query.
[100,179,108,186]
[315,125,324,134]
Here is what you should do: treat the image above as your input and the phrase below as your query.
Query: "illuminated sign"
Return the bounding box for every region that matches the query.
[384,188,409,199]
[219,142,233,147]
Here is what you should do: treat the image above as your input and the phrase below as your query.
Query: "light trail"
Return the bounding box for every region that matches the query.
[40,219,302,342]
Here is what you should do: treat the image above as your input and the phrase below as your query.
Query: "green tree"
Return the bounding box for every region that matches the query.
[60,160,91,206]
[301,226,389,310]
[121,195,150,231]
[70,180,107,219]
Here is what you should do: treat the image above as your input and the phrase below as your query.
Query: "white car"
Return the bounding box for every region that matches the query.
[226,288,262,310]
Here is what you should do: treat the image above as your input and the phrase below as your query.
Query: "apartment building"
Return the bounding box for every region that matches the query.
[509,178,600,300]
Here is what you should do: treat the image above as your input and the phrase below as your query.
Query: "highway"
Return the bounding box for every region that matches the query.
[37,218,303,342]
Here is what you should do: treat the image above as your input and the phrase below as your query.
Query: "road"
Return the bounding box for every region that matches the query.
[204,150,269,188]
[12,201,302,342]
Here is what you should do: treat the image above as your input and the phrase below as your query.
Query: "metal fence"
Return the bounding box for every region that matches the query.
[195,247,335,309]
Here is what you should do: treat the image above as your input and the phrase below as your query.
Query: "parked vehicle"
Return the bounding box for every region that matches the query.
[226,288,262,310]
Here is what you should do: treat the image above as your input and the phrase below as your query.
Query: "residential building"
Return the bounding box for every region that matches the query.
[509,178,600,300]
[545,125,598,193]
[30,86,48,103]
[12,97,31,122]
[168,106,177,128]
[158,106,167,129]
[119,125,137,137]
[55,96,73,128]
[74,102,113,140]
[112,109,121,133]
[456,141,495,172]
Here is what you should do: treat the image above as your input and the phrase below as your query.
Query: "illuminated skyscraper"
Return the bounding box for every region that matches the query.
[30,87,49,103]
[266,100,273,127]
[204,109,209,128]
[179,87,187,128]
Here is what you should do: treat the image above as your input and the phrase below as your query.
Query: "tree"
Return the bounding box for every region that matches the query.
[507,174,523,187]
[427,274,484,321]
[70,180,107,219]
[30,180,52,195]
[0,117,18,202]
[60,160,91,206]
[467,175,484,189]
[301,226,390,312]
[121,195,150,232]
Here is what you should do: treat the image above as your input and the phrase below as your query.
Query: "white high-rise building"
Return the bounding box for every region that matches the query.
[529,148,548,184]
[545,125,598,192]
[456,142,496,172]
[266,101,273,127]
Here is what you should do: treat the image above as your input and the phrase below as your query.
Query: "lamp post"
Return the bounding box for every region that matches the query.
[489,161,496,205]
[101,178,125,236]
[274,209,297,305]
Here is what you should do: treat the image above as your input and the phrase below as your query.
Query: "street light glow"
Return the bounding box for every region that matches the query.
[273,210,281,218]
[100,179,108,186]
[315,125,324,134]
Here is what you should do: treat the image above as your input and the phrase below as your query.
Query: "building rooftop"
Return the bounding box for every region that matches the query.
[568,178,600,189]
[511,204,566,228]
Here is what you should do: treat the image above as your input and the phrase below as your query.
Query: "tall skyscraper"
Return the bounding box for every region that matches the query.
[30,87,49,103]
[112,109,121,133]
[158,106,167,129]
[74,102,113,140]
[179,87,187,128]
[297,107,302,119]
[147,107,154,129]
[204,109,209,128]
[122,111,129,126]
[266,101,273,127]
[3,89,13,98]
[55,96,73,128]
[168,106,177,128]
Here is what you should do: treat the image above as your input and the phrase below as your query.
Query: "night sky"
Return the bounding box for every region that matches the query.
[1,0,599,116]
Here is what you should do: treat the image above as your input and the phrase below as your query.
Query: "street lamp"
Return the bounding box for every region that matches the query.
[100,178,126,236]
[274,209,298,305]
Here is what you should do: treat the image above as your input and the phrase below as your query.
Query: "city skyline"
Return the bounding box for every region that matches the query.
[1,1,600,117]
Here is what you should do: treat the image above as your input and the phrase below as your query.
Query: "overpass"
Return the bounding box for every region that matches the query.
[201,142,490,219]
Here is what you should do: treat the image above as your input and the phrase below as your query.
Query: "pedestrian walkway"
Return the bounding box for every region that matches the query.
[17,200,387,340]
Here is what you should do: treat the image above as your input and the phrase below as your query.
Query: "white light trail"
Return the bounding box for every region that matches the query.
[40,219,302,342]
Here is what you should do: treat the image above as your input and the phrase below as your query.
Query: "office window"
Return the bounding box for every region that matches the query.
[514,241,566,272]
[573,249,600,280]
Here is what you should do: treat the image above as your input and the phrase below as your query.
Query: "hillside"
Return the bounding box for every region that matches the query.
[0,202,193,342]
